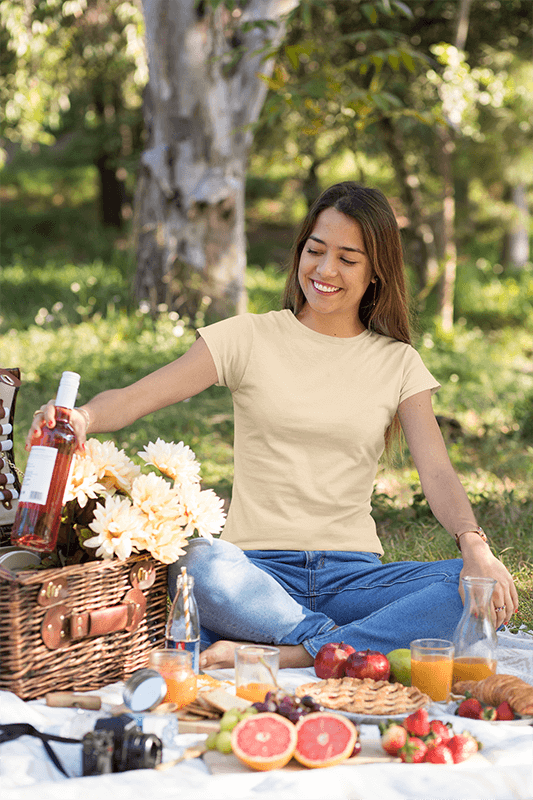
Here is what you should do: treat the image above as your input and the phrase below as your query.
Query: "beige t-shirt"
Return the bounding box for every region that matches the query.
[198,310,439,554]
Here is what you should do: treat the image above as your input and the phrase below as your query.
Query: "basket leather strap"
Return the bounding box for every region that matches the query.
[0,723,80,776]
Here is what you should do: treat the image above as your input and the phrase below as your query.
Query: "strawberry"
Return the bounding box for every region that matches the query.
[447,732,480,764]
[480,705,498,721]
[428,719,453,744]
[380,722,408,755]
[456,697,484,718]
[403,708,430,737]
[399,736,428,763]
[496,701,515,721]
[424,743,454,764]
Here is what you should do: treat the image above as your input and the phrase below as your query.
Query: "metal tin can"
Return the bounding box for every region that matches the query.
[123,668,167,713]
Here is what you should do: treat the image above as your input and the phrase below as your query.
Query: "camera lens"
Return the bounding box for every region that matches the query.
[124,732,162,770]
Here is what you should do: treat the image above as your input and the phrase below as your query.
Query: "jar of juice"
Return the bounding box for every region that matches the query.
[452,576,498,685]
[149,649,198,709]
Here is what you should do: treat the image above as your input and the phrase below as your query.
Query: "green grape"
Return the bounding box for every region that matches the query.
[205,732,218,750]
[241,706,258,716]
[219,710,241,732]
[215,730,233,754]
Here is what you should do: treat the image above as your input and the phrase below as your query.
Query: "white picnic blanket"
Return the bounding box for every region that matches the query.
[1,628,532,800]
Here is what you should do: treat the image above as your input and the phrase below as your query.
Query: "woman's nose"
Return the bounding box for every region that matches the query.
[316,253,337,277]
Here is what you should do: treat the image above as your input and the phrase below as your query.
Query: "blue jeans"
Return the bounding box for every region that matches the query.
[169,538,464,657]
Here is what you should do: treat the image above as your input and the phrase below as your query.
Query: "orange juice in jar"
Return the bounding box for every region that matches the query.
[149,650,198,709]
[452,656,496,684]
[410,639,455,702]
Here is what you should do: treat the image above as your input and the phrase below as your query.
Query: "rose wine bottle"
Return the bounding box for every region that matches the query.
[11,371,80,552]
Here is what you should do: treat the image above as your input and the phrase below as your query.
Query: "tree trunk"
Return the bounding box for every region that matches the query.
[134,0,298,321]
[378,117,440,293]
[436,126,457,331]
[435,0,473,331]
[96,154,125,228]
[502,182,530,269]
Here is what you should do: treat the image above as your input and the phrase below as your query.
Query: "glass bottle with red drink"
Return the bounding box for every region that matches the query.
[11,371,80,552]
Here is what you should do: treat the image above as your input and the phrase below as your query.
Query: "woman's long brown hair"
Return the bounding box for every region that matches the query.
[282,182,413,451]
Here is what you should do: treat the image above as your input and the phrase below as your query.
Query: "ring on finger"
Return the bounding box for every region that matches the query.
[494,605,506,612]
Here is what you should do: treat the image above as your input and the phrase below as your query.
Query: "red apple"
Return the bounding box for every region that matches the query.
[314,642,356,679]
[345,649,390,681]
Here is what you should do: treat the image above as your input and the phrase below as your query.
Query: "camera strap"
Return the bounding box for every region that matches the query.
[0,723,81,777]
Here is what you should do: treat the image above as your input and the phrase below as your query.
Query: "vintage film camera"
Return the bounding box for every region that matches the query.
[82,714,162,775]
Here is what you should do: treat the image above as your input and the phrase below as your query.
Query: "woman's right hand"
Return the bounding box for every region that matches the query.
[26,403,90,453]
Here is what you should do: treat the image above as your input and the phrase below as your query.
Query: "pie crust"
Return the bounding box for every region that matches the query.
[296,677,430,716]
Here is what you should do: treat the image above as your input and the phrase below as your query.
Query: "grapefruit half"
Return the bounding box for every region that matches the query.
[231,712,297,771]
[294,711,358,768]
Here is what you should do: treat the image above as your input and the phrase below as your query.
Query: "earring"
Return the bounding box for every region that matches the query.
[372,280,378,307]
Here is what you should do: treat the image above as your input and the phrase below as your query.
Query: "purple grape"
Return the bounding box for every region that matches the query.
[287,709,306,724]
[299,695,316,708]
[277,697,296,715]
[264,699,278,713]
[251,702,268,712]
[350,741,362,757]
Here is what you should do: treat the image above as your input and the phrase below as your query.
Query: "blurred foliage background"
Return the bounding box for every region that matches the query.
[1,0,532,630]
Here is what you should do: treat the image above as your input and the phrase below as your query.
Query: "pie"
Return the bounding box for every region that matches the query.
[295,677,430,716]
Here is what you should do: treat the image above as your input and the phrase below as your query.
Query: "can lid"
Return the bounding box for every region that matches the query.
[123,668,167,712]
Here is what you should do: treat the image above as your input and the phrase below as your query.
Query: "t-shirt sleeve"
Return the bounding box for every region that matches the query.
[399,346,440,404]
[197,314,254,392]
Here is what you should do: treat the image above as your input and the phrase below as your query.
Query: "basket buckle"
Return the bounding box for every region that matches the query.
[41,587,147,650]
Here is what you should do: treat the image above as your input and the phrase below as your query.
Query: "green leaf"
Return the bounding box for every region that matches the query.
[400,50,415,73]
[388,53,400,71]
[285,45,300,70]
[391,0,414,18]
[362,4,379,25]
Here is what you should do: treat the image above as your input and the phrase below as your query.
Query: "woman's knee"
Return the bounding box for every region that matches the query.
[168,537,250,601]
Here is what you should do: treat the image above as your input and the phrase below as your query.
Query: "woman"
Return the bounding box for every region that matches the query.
[29,182,517,670]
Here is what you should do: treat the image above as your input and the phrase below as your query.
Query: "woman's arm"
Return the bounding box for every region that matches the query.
[26,337,218,449]
[397,390,518,626]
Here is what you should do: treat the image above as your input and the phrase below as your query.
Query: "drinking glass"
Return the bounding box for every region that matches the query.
[234,645,280,703]
[410,639,455,702]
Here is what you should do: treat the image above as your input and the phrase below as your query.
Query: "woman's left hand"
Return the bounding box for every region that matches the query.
[459,534,519,628]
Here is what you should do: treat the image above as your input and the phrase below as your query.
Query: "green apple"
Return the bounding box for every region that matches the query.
[386,648,411,686]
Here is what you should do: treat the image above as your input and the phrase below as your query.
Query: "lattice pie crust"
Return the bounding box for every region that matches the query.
[296,677,430,716]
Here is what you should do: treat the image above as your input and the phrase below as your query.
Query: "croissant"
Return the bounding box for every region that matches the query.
[452,673,533,716]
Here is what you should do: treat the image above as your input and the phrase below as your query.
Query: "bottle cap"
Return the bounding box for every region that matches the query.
[55,371,80,410]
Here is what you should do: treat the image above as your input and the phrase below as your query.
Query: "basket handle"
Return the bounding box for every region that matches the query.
[41,588,147,650]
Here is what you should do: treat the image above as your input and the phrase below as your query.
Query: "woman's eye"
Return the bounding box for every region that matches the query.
[341,257,356,265]
[306,248,321,256]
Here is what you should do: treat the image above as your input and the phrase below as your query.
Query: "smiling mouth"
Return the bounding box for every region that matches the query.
[312,280,341,294]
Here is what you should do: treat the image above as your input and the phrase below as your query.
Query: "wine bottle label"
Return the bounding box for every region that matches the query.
[19,446,58,505]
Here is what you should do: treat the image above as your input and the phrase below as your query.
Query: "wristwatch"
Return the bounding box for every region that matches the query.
[454,526,488,551]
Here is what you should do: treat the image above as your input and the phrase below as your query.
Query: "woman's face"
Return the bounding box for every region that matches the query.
[297,207,374,336]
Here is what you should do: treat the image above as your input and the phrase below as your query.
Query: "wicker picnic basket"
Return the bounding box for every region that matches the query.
[0,554,168,701]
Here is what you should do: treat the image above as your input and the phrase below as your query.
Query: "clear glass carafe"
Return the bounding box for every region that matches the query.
[452,576,498,684]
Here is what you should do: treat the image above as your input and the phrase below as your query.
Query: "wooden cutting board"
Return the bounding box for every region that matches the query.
[202,741,490,773]
[203,739,399,773]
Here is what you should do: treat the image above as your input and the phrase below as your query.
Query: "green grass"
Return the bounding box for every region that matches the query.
[2,157,532,634]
